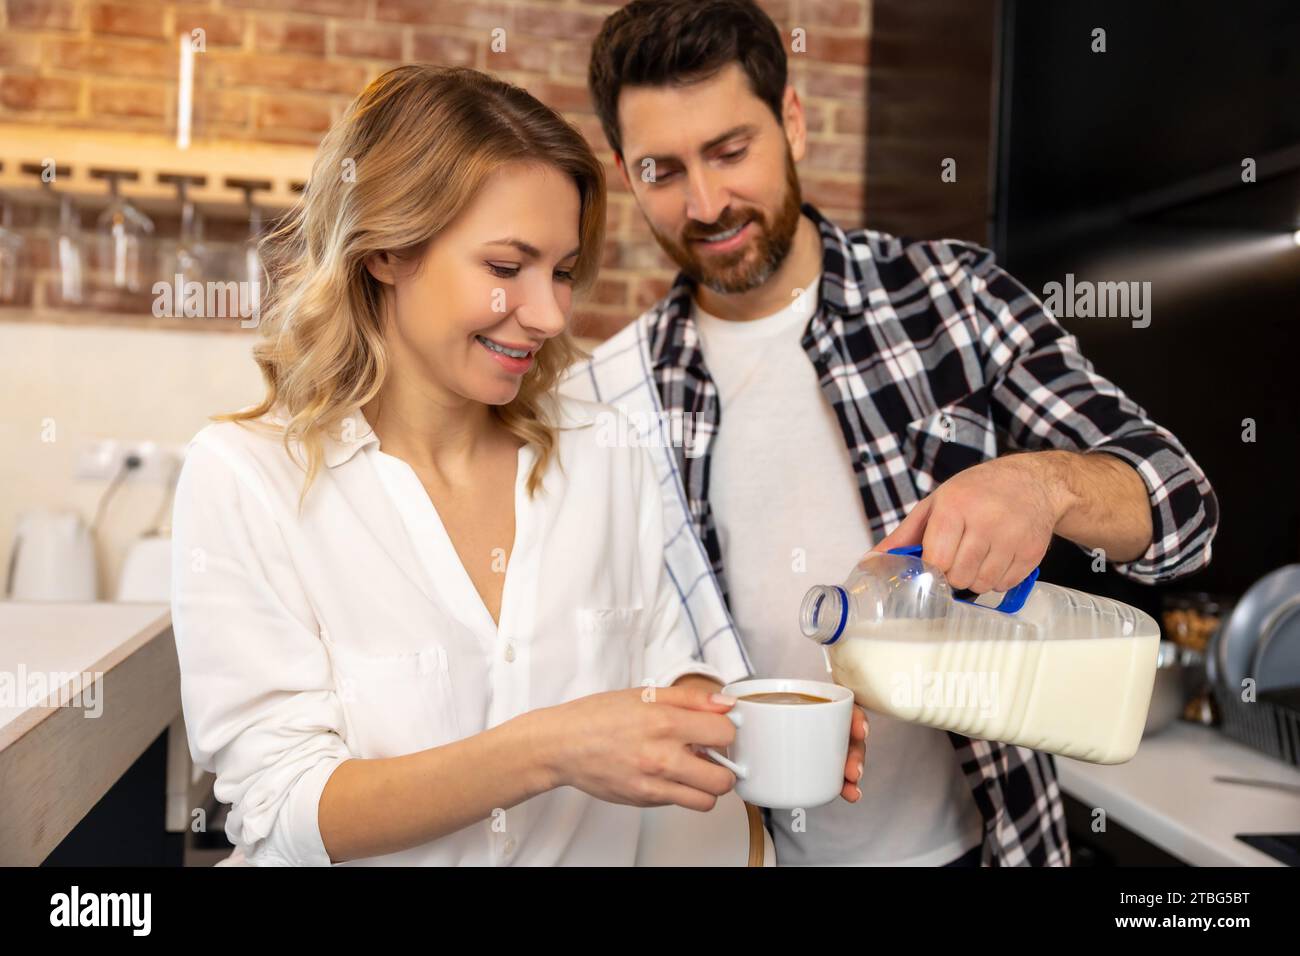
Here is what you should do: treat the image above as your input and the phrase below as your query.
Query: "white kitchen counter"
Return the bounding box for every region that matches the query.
[1057,720,1300,866]
[0,601,170,743]
[0,601,188,864]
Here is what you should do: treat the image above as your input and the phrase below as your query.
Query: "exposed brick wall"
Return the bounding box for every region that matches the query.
[0,0,871,338]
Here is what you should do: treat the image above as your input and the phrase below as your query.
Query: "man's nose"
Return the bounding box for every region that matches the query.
[685,167,728,225]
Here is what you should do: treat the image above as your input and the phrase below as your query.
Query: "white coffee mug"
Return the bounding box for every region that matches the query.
[703,678,855,809]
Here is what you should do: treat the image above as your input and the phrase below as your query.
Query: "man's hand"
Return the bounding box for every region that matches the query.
[871,449,1153,591]
[872,452,1073,593]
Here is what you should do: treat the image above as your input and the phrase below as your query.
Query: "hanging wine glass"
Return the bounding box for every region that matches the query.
[157,173,207,299]
[21,161,82,307]
[226,177,271,325]
[0,189,24,305]
[56,193,85,304]
[55,193,85,305]
[91,168,154,293]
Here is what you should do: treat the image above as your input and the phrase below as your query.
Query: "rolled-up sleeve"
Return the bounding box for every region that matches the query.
[964,247,1220,584]
[171,435,352,866]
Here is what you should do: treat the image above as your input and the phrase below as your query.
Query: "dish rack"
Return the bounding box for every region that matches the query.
[1213,683,1300,768]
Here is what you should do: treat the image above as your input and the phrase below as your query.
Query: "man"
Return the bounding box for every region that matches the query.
[561,0,1218,865]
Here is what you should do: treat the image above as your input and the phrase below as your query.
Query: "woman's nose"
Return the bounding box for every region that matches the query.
[515,286,568,339]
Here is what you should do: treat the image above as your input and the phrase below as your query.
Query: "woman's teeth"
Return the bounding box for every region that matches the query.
[701,221,747,243]
[476,335,530,359]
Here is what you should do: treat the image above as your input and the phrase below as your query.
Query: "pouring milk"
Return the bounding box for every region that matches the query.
[799,547,1161,764]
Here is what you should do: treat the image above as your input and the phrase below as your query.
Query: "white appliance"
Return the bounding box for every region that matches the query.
[5,509,98,602]
[115,534,173,603]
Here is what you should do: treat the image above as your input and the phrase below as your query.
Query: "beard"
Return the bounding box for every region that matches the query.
[647,149,803,295]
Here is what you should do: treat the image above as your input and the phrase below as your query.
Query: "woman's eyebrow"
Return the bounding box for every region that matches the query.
[484,238,581,260]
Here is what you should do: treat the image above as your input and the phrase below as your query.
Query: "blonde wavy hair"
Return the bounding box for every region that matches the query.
[216,65,606,512]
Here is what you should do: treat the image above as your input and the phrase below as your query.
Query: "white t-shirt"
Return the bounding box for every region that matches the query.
[693,282,986,866]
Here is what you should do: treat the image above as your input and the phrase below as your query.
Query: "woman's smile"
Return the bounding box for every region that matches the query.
[475,333,535,374]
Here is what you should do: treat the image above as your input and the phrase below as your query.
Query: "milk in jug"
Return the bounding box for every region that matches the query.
[799,546,1161,764]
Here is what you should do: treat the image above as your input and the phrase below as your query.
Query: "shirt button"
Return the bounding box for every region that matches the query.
[503,837,517,856]
[503,642,516,663]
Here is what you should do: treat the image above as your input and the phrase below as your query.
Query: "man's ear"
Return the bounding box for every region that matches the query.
[363,250,398,286]
[781,85,808,164]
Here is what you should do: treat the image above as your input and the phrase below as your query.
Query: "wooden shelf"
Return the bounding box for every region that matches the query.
[0,122,316,210]
[0,304,254,334]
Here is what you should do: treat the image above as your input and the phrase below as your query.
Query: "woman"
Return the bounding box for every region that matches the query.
[171,65,864,866]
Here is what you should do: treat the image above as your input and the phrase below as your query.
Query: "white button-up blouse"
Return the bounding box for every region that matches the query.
[169,392,734,866]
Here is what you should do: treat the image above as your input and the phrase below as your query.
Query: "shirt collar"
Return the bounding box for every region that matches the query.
[323,409,381,467]
[271,393,594,470]
[799,201,871,318]
[649,202,869,371]
[262,405,380,469]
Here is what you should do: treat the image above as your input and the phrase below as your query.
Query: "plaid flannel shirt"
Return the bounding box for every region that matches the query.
[560,202,1219,866]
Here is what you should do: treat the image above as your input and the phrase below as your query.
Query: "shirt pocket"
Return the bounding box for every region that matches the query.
[572,606,644,698]
[322,630,461,760]
[900,388,1000,497]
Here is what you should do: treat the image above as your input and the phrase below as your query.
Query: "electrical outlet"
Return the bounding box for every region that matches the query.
[75,439,181,483]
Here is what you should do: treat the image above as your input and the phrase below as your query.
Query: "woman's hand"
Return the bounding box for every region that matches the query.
[530,685,739,812]
[842,706,869,802]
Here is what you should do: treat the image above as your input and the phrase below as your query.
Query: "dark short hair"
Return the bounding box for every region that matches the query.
[588,0,788,158]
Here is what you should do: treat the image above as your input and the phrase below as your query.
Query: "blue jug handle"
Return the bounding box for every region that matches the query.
[886,545,1039,614]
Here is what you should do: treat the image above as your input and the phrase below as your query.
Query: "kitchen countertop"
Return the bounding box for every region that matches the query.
[1057,720,1300,866]
[0,601,182,864]
[0,601,171,746]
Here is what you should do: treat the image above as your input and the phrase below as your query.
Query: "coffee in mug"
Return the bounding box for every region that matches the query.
[738,691,830,705]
